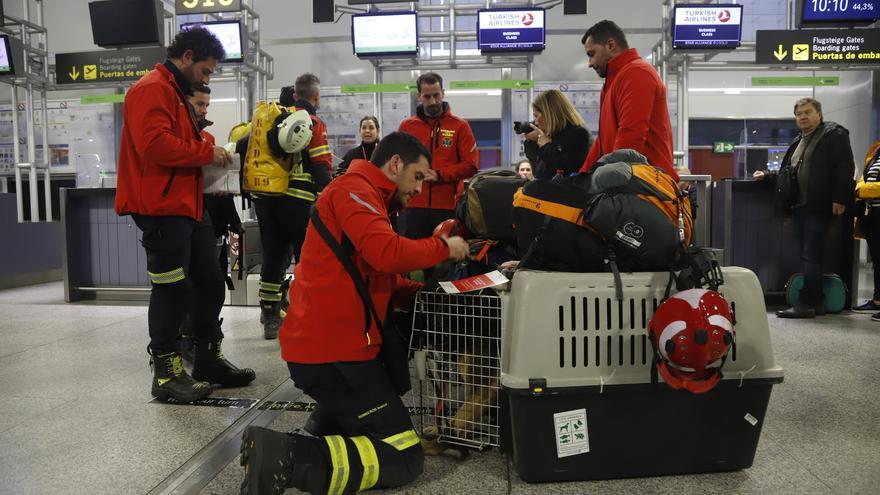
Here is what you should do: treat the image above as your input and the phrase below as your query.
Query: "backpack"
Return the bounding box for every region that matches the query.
[455,169,528,241]
[512,150,693,297]
[243,101,298,194]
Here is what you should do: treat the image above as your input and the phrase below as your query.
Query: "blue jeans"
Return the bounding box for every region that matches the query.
[792,208,832,307]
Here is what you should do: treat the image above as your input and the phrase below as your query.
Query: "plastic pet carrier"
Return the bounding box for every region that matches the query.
[502,267,783,482]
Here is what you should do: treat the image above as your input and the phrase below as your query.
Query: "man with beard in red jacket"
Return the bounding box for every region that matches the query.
[578,20,678,181]
[397,72,479,238]
[239,132,468,495]
[115,27,255,403]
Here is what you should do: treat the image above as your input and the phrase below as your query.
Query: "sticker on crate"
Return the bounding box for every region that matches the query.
[439,270,509,294]
[553,408,590,458]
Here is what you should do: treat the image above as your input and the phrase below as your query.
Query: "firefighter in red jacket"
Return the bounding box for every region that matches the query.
[578,20,679,181]
[398,72,479,238]
[115,27,255,403]
[239,132,469,495]
[246,74,333,339]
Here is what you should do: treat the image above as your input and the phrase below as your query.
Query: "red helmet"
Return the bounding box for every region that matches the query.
[432,218,468,239]
[648,289,734,394]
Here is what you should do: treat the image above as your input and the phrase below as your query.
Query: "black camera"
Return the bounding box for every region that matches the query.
[513,121,534,135]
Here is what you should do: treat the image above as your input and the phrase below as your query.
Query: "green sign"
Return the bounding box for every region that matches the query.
[449,80,534,90]
[80,94,125,105]
[340,83,418,93]
[752,76,839,87]
[713,142,735,154]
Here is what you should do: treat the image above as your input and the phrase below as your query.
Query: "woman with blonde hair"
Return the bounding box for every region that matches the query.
[523,89,592,180]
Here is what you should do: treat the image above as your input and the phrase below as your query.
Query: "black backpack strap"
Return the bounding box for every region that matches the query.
[517,216,553,271]
[309,205,383,335]
[606,246,624,301]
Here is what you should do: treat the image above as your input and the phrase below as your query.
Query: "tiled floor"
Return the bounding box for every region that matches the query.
[0,279,878,494]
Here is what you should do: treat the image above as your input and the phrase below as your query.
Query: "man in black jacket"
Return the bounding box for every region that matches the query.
[754,97,854,318]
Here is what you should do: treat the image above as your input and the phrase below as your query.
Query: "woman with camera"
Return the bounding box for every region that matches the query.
[522,89,592,180]
[336,115,380,175]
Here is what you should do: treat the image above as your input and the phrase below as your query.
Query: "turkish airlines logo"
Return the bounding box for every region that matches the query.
[521,13,534,26]
[717,9,731,22]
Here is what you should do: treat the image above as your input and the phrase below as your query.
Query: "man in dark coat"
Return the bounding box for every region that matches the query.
[754,97,855,318]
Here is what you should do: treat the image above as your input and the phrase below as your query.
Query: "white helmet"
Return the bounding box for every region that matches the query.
[275,109,313,154]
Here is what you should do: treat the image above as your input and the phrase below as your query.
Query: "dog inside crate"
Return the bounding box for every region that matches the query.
[412,289,502,452]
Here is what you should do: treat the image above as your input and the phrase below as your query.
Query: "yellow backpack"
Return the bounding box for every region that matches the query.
[243,101,297,194]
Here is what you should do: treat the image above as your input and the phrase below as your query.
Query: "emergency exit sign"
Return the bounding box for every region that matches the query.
[713,142,735,154]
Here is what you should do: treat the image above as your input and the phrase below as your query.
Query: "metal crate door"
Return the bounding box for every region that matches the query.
[410,290,502,450]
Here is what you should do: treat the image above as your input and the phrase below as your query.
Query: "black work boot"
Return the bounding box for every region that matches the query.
[261,303,283,340]
[179,333,195,364]
[150,348,213,402]
[192,329,256,388]
[240,426,298,495]
[240,427,327,495]
[279,276,292,319]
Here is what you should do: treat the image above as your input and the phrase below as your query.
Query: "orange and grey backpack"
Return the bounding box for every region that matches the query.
[513,149,693,297]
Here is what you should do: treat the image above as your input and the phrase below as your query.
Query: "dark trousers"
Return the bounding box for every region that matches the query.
[287,360,423,494]
[396,207,455,239]
[133,211,225,353]
[253,196,311,305]
[793,208,833,307]
[864,208,880,301]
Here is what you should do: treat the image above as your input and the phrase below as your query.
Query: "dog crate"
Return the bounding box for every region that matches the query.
[502,267,784,482]
[410,289,503,450]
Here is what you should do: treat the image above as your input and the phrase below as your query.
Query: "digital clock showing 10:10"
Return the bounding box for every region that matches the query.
[802,0,879,22]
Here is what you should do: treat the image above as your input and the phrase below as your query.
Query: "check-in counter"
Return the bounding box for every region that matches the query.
[711,179,856,303]
[60,187,150,302]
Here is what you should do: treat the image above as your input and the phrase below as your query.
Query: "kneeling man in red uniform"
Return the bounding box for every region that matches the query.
[240,132,469,495]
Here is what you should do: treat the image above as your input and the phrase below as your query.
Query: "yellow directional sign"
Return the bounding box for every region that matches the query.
[773,44,787,61]
[757,29,880,65]
[56,47,165,85]
[792,44,809,61]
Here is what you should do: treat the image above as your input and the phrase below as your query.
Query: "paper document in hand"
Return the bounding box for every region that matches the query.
[439,270,509,294]
[203,153,241,194]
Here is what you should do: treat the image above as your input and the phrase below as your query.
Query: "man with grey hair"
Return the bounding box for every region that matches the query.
[754,97,854,318]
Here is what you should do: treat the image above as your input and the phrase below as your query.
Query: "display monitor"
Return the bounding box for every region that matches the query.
[88,0,164,48]
[800,0,879,24]
[0,35,13,76]
[477,8,545,53]
[672,4,743,49]
[351,11,418,58]
[180,21,244,63]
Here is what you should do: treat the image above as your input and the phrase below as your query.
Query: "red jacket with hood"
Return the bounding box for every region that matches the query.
[115,63,214,220]
[579,49,678,181]
[398,102,479,210]
[280,160,451,364]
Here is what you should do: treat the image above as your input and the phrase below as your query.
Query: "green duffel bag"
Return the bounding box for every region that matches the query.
[784,273,847,313]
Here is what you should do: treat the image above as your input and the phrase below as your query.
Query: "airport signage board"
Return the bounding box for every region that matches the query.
[756,29,880,64]
[56,47,165,85]
[175,0,241,15]
[477,8,546,53]
[672,4,743,49]
[801,0,878,23]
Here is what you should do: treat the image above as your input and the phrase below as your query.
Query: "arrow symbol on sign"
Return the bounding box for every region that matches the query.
[774,44,788,61]
[725,143,734,152]
[69,66,80,81]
